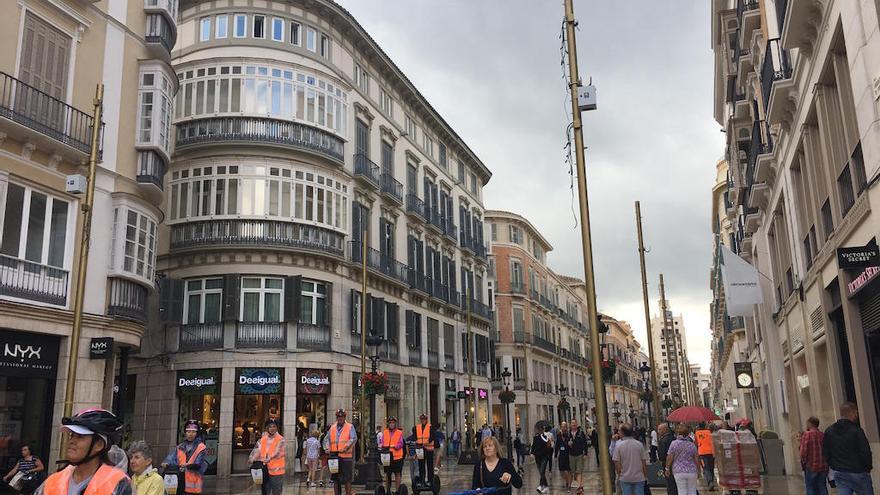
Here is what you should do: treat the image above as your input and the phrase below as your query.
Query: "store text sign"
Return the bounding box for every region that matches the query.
[0,330,59,379]
[238,368,282,395]
[837,246,880,270]
[478,388,488,399]
[178,369,220,395]
[847,266,880,297]
[297,368,331,394]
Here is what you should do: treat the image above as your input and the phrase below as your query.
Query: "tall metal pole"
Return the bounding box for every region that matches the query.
[635,202,660,429]
[466,285,474,450]
[60,84,103,458]
[562,2,612,493]
[360,214,368,463]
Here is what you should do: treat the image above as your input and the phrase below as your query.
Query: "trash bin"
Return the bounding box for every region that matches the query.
[759,438,785,475]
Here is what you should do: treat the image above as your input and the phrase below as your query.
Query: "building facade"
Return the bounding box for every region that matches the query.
[486,210,592,437]
[600,315,647,428]
[650,300,692,407]
[0,0,175,468]
[131,0,495,477]
[711,0,880,479]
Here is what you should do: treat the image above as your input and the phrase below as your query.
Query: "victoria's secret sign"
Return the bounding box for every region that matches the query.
[847,266,880,297]
[297,368,331,394]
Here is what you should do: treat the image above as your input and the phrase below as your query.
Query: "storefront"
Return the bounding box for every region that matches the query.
[443,378,457,436]
[0,330,59,472]
[477,388,489,427]
[233,368,282,472]
[848,263,880,427]
[296,368,330,434]
[385,373,401,420]
[177,369,220,475]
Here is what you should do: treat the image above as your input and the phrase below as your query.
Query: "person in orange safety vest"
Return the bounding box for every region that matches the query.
[694,423,716,491]
[407,414,444,488]
[323,409,357,495]
[161,420,208,495]
[35,408,132,495]
[380,417,405,493]
[249,418,286,495]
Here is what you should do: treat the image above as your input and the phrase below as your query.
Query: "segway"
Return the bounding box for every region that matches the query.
[327,453,341,495]
[249,461,265,488]
[159,465,182,495]
[374,447,408,495]
[406,442,439,495]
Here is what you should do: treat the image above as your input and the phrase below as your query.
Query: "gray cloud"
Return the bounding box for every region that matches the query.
[338,0,723,369]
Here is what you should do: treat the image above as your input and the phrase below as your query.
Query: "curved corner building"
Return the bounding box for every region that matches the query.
[132,0,494,476]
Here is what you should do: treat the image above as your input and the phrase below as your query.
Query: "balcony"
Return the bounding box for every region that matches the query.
[510,283,526,296]
[444,353,455,370]
[136,150,166,191]
[170,220,345,257]
[296,322,331,351]
[380,340,400,363]
[175,116,344,163]
[236,321,286,348]
[405,194,426,221]
[532,334,557,354]
[144,0,178,22]
[106,277,149,323]
[380,172,403,204]
[462,297,492,322]
[350,242,410,287]
[0,254,68,306]
[145,13,176,56]
[425,206,443,233]
[736,0,761,39]
[513,331,526,343]
[428,351,440,369]
[443,220,457,242]
[762,39,794,124]
[353,153,380,188]
[0,71,100,159]
[408,347,422,366]
[179,322,224,351]
[408,270,429,295]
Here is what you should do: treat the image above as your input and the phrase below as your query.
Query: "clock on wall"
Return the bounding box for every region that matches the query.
[734,362,754,389]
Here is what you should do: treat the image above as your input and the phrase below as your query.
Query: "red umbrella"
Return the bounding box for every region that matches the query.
[666,406,720,423]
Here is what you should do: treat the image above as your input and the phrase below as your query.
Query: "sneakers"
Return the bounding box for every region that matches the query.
[318,480,324,487]
[536,486,549,494]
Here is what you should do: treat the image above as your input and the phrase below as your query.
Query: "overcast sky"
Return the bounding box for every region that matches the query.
[338,0,724,370]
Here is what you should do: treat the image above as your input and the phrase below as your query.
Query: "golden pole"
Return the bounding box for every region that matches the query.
[562,2,612,493]
[60,84,103,458]
[359,216,367,463]
[635,202,661,428]
[466,284,474,449]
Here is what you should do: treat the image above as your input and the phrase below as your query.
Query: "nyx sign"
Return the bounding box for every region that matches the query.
[0,330,60,378]
[89,338,114,360]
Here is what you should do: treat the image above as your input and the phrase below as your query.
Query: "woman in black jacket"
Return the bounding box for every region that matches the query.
[472,437,523,494]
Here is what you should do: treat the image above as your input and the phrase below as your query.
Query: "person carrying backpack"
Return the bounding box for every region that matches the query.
[531,425,554,493]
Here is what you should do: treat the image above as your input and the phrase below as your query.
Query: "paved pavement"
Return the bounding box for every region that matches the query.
[203,453,805,494]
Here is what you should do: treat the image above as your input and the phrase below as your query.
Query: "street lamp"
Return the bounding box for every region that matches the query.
[611,400,621,424]
[558,384,569,423]
[639,362,654,427]
[628,404,636,426]
[361,334,385,486]
[500,367,514,461]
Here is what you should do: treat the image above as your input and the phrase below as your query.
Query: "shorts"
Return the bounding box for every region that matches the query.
[384,459,404,474]
[558,453,571,471]
[569,454,584,474]
[332,459,354,484]
[307,458,319,470]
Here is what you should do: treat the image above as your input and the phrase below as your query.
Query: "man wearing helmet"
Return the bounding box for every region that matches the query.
[322,409,356,495]
[380,417,405,493]
[161,420,208,494]
[406,414,444,487]
[36,408,133,495]
[248,418,285,495]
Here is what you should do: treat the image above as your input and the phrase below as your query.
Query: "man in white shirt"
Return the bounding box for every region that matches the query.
[612,424,647,495]
[649,429,658,463]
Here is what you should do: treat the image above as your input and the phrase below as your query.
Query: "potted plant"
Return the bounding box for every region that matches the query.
[362,371,387,396]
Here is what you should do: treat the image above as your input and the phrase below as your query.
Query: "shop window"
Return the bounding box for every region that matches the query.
[184,278,223,324]
[233,368,282,455]
[241,277,283,322]
[300,280,327,326]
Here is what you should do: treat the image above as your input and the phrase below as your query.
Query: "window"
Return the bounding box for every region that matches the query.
[241,277,283,322]
[490,223,497,242]
[306,27,317,52]
[821,200,833,241]
[458,161,465,182]
[200,17,211,41]
[512,307,524,333]
[439,143,447,168]
[380,89,394,117]
[234,14,247,37]
[289,22,301,45]
[320,34,330,58]
[184,278,223,324]
[510,260,523,288]
[405,115,417,140]
[215,15,228,38]
[469,172,478,195]
[838,165,855,216]
[113,207,157,281]
[509,225,523,244]
[0,182,70,271]
[301,280,327,326]
[271,18,283,41]
[252,15,265,39]
[137,65,174,155]
[355,64,369,93]
[422,133,434,157]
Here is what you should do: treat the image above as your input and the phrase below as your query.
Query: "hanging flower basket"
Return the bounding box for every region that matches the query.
[499,390,516,404]
[587,359,618,382]
[639,390,654,403]
[362,372,387,396]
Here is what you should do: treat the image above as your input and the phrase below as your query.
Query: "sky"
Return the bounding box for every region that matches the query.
[337,1,725,370]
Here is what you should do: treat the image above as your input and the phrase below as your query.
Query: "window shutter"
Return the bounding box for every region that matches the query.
[222,274,240,321]
[366,294,374,334]
[322,282,332,327]
[352,201,363,244]
[284,275,302,322]
[405,309,414,347]
[350,289,359,334]
[414,312,422,347]
[371,296,385,336]
[387,303,399,342]
[159,277,184,324]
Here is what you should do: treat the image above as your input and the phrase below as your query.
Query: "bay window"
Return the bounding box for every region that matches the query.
[241,277,283,322]
[111,206,157,283]
[0,182,71,271]
[271,18,284,41]
[215,15,228,38]
[253,15,265,39]
[233,14,246,37]
[137,64,175,158]
[184,278,223,324]
[199,17,211,41]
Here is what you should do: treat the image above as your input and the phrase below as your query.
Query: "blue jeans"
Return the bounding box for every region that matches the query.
[700,454,715,487]
[835,471,874,495]
[804,469,828,495]
[619,481,645,495]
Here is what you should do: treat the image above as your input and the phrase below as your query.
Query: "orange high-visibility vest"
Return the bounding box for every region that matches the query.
[695,430,714,456]
[177,442,207,494]
[329,423,354,458]
[260,433,286,475]
[43,464,129,495]
[416,423,434,451]
[383,429,404,460]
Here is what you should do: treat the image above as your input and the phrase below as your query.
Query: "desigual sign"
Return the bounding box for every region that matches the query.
[297,368,331,394]
[177,369,220,395]
[0,330,59,379]
[237,368,282,394]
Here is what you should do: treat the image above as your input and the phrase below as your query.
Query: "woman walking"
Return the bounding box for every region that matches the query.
[531,425,554,493]
[472,437,523,494]
[664,424,701,495]
[556,422,572,493]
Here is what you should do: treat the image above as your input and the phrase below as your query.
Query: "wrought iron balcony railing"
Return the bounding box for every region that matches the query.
[406,194,426,220]
[354,153,380,186]
[408,347,422,366]
[297,322,331,351]
[170,219,345,256]
[136,150,166,190]
[380,172,403,203]
[175,116,344,163]
[236,321,286,348]
[349,241,410,286]
[0,254,69,306]
[146,13,176,54]
[0,71,99,155]
[179,322,224,351]
[444,353,455,371]
[532,334,557,354]
[761,39,792,112]
[107,277,149,322]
